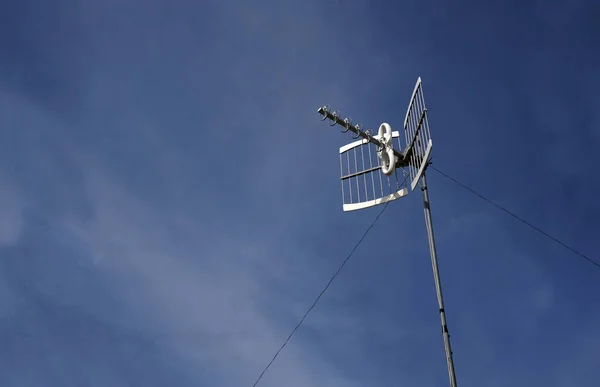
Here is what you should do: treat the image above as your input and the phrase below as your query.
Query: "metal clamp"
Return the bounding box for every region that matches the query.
[352,123,362,139]
[330,110,340,126]
[342,117,352,133]
[319,105,329,121]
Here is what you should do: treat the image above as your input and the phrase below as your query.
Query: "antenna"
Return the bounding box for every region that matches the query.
[317,78,458,387]
[318,106,410,212]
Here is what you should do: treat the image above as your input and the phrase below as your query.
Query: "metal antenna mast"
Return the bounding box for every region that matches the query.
[317,77,458,387]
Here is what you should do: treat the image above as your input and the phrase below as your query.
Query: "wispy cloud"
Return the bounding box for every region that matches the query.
[0,184,24,247]
[1,0,599,386]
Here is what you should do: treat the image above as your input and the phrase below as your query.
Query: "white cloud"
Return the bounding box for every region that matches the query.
[55,164,362,387]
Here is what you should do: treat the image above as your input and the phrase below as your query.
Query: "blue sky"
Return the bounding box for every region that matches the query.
[0,0,599,386]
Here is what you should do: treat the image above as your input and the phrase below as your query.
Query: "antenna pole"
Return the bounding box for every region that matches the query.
[420,170,458,387]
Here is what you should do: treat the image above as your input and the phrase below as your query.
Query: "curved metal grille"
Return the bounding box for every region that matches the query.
[339,132,408,212]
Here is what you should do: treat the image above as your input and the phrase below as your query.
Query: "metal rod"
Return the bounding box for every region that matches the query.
[340,153,345,204]
[353,147,360,201]
[420,171,458,387]
[341,166,380,181]
[368,143,376,199]
[360,144,368,200]
[346,153,353,203]
[378,161,384,197]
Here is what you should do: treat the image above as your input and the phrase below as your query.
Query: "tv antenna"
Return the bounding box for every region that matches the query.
[317,77,458,387]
